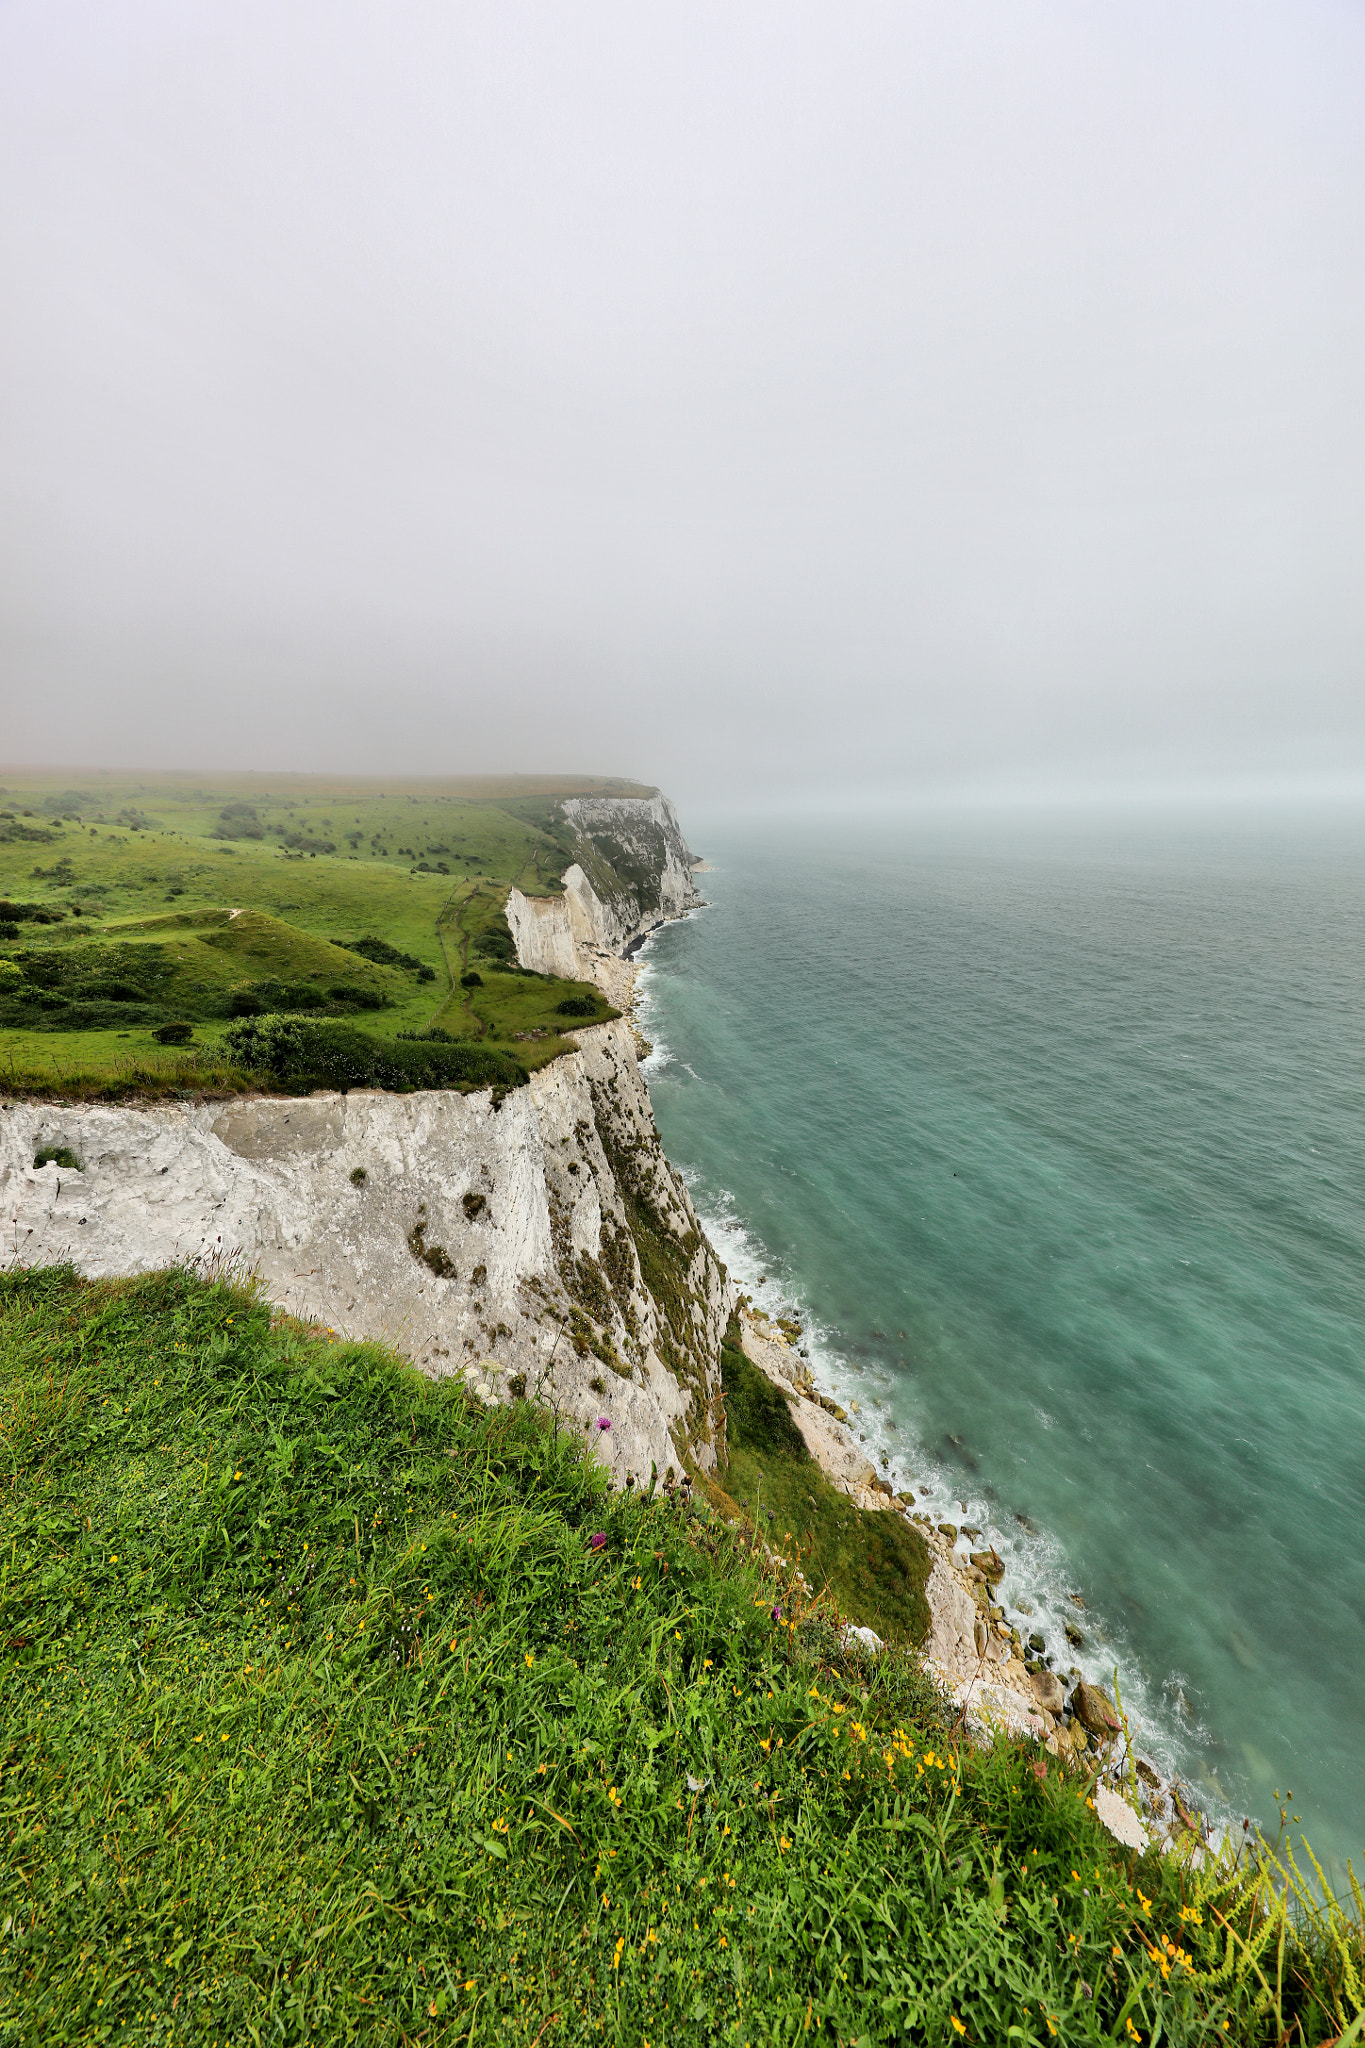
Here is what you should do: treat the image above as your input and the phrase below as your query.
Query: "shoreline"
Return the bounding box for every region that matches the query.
[626,915,1210,1854]
[624,920,1079,1744]
[734,1303,1053,1743]
[730,1254,1205,1850]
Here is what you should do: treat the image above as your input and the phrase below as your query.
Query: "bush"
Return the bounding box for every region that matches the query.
[0,899,63,924]
[471,912,518,965]
[556,994,598,1017]
[324,984,385,1009]
[79,981,145,1003]
[32,1145,83,1171]
[342,936,432,979]
[153,1022,194,1045]
[3,999,164,1033]
[221,1015,528,1096]
[280,983,325,1010]
[460,969,483,988]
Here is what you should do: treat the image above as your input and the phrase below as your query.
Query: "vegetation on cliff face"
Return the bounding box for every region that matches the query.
[3,1266,1361,2047]
[706,1317,935,1648]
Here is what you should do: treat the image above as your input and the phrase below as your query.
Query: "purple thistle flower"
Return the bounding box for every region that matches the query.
[596,1416,612,1431]
[772,1605,784,1623]
[589,1532,608,1551]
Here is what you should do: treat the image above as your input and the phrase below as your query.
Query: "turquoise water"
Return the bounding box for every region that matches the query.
[637,807,1365,1871]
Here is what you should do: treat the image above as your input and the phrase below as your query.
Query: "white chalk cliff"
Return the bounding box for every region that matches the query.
[2,787,1060,1726]
[506,792,702,997]
[1,1021,730,1489]
[2,792,727,1491]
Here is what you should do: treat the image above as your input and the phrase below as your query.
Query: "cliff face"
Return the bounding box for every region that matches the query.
[560,792,701,938]
[506,791,702,986]
[2,790,732,1489]
[2,1023,729,1486]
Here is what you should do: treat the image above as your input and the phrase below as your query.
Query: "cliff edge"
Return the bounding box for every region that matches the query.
[2,789,730,1490]
[506,790,702,1003]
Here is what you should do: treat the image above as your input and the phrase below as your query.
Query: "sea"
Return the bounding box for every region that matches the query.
[634,801,1365,1876]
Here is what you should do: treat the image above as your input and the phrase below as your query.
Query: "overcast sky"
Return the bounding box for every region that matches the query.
[2,2,1362,804]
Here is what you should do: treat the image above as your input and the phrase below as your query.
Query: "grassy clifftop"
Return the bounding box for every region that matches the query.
[0,773,631,1097]
[2,1267,1361,2046]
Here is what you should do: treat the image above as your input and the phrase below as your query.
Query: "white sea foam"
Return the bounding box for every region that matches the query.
[687,1180,1222,1819]
[630,888,1233,1840]
[633,957,674,1075]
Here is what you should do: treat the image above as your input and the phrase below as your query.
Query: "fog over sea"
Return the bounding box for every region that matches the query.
[636,806,1365,1872]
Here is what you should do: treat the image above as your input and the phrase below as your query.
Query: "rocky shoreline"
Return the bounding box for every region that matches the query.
[603,934,1121,1761]
[730,1303,1205,1853]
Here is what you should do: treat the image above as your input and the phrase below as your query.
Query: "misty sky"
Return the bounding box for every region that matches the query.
[2,2,1363,804]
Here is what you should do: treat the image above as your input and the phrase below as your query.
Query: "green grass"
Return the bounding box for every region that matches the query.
[709,1321,935,1648]
[0,774,634,1095]
[3,1269,1361,2046]
[0,909,407,1036]
[428,879,619,1065]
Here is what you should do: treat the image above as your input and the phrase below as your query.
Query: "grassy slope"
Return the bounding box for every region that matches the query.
[707,1320,935,1649]
[3,1270,1360,2048]
[0,774,627,1095]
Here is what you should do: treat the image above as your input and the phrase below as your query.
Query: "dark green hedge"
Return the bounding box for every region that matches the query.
[221,1014,527,1095]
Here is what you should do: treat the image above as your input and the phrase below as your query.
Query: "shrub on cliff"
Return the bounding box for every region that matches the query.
[221,1014,528,1094]
[715,1321,935,1647]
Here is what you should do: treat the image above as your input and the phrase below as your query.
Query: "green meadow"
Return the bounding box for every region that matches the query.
[0,772,632,1096]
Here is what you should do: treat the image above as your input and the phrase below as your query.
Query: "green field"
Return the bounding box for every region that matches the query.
[3,1266,1361,2046]
[0,771,637,1096]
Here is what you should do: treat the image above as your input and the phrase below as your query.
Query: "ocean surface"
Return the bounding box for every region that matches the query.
[635,805,1365,1873]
